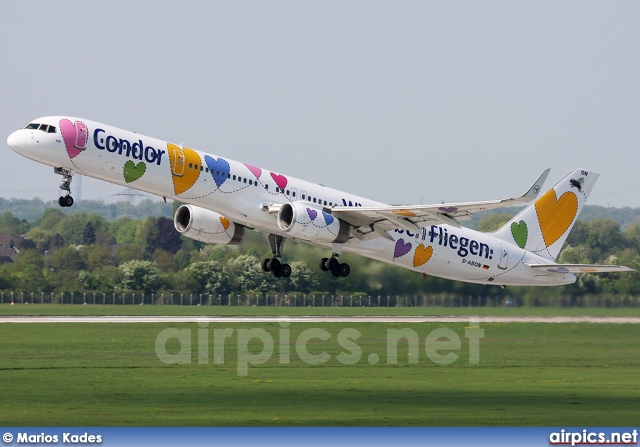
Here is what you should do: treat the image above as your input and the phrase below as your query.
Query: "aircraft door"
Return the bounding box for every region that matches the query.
[498,243,509,270]
[168,144,186,177]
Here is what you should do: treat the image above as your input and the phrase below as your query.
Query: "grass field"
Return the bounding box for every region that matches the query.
[2,303,640,317]
[0,316,638,426]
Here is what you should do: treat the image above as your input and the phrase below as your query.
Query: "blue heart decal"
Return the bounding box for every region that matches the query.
[204,155,230,188]
[322,212,334,225]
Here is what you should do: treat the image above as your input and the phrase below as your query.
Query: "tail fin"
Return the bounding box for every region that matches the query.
[494,167,599,261]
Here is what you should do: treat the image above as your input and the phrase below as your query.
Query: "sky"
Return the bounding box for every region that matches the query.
[1,1,639,208]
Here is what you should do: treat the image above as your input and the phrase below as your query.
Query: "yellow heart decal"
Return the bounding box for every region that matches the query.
[219,217,230,231]
[167,143,201,195]
[413,244,433,267]
[534,189,578,248]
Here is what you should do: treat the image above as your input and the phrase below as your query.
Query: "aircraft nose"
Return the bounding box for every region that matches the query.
[7,130,24,152]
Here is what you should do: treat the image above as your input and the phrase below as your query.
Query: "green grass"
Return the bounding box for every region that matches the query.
[2,303,640,317]
[0,321,638,426]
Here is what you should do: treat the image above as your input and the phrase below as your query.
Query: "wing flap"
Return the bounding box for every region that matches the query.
[526,263,635,274]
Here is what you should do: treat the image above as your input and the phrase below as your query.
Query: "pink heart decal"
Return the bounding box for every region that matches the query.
[270,172,288,190]
[59,119,88,159]
[244,164,262,179]
[306,208,318,221]
[393,239,412,259]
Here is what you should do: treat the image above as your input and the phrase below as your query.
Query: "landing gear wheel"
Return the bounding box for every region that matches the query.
[268,258,282,277]
[261,258,271,272]
[320,258,329,272]
[58,196,74,207]
[338,263,350,277]
[280,263,292,278]
[328,257,341,277]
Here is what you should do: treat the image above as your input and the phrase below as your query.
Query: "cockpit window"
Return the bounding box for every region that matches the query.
[23,123,56,133]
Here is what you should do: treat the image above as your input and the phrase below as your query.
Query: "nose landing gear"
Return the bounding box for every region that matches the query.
[55,167,74,207]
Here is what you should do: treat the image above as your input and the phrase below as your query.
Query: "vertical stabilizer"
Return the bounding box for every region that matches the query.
[494,167,599,261]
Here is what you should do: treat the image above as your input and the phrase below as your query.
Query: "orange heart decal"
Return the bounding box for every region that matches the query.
[413,244,433,267]
[219,217,230,231]
[534,189,578,248]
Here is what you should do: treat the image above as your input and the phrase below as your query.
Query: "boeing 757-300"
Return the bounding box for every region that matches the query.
[7,117,633,286]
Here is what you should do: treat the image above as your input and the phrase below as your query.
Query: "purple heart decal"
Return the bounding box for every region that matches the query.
[393,239,412,259]
[438,206,459,213]
[322,212,334,225]
[306,208,318,221]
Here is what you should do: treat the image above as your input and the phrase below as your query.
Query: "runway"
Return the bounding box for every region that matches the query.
[1,315,640,324]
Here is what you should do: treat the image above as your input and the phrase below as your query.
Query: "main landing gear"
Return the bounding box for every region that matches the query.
[55,168,74,207]
[261,234,292,278]
[320,256,351,278]
[261,235,350,278]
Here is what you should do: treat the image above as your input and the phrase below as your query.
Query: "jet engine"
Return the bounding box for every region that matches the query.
[277,202,349,244]
[174,204,244,245]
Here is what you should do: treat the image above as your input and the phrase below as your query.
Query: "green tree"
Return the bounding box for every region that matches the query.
[0,211,30,233]
[119,260,162,294]
[187,261,229,296]
[110,217,140,245]
[11,249,47,292]
[45,246,86,272]
[135,217,159,256]
[85,244,115,270]
[82,222,96,245]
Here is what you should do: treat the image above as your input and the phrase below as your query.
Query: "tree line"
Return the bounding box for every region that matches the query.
[1,203,640,305]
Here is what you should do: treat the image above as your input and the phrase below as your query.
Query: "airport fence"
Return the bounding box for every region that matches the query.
[1,291,640,308]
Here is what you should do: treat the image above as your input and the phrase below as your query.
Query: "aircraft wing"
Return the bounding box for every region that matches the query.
[331,169,550,237]
[526,264,635,273]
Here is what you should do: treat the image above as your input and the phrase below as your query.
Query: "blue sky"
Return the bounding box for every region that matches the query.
[2,1,639,207]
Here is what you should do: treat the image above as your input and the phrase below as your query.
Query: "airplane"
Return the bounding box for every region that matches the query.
[6,116,633,286]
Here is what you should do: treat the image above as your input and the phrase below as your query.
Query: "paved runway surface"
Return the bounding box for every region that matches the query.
[1,316,640,324]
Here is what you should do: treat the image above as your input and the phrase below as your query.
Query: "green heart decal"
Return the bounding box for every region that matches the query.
[123,160,146,183]
[510,220,528,249]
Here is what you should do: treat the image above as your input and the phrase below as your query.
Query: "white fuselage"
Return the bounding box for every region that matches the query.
[7,116,576,286]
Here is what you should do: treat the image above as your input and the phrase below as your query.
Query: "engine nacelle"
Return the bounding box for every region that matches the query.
[277,202,349,244]
[174,205,244,245]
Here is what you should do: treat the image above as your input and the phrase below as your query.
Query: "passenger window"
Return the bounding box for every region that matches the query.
[243,178,247,184]
[249,180,253,185]
[265,185,269,190]
[324,200,327,205]
[189,163,193,168]
[312,198,316,203]
[233,175,236,180]
[276,187,280,193]
[293,192,296,197]
[302,194,306,200]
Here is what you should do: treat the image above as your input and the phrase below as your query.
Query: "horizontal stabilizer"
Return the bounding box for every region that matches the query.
[526,263,635,274]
